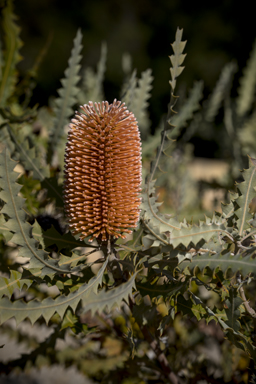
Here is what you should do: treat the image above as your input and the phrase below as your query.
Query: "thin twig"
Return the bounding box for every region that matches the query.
[237,241,251,251]
[241,229,256,243]
[239,285,256,319]
[237,274,256,318]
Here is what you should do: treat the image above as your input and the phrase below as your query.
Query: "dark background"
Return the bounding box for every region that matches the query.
[13,0,256,155]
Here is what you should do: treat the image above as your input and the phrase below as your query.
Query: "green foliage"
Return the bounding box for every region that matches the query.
[205,61,237,122]
[237,39,256,117]
[125,69,154,139]
[0,270,33,298]
[78,42,107,104]
[0,3,256,382]
[234,157,256,235]
[169,80,203,138]
[0,258,108,324]
[5,124,50,181]
[50,28,83,166]
[0,147,83,276]
[0,0,22,107]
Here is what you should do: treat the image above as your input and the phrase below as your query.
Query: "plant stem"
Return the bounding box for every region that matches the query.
[239,284,256,319]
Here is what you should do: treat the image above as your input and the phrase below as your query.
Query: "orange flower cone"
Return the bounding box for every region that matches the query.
[64,99,142,242]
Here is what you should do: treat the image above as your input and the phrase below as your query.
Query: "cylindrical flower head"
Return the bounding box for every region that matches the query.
[64,99,142,242]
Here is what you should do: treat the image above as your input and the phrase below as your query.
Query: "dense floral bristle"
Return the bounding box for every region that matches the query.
[64,99,142,242]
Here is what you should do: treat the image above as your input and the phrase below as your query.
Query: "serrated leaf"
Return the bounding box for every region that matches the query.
[168,80,203,137]
[142,128,161,158]
[60,308,92,334]
[3,125,62,203]
[145,29,188,195]
[141,179,181,235]
[0,258,108,325]
[121,69,137,109]
[78,42,107,104]
[0,148,86,276]
[94,41,107,100]
[0,213,13,242]
[0,0,23,106]
[169,220,227,248]
[31,219,45,248]
[234,157,256,236]
[237,39,256,117]
[34,225,90,251]
[0,270,32,298]
[130,69,153,138]
[80,271,138,315]
[169,27,186,92]
[142,181,228,248]
[50,29,83,157]
[0,148,51,272]
[58,250,94,269]
[0,125,16,157]
[180,251,256,276]
[205,61,237,122]
[145,29,187,185]
[238,110,256,158]
[7,124,50,181]
[221,201,234,219]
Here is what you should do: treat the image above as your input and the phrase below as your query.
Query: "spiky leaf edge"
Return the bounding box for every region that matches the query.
[0,147,93,276]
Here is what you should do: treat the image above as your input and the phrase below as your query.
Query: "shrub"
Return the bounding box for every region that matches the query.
[0,1,256,382]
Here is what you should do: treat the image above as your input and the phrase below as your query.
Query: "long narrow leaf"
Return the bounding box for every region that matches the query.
[80,271,138,315]
[234,157,256,236]
[0,148,88,276]
[180,251,256,276]
[7,125,50,181]
[205,61,237,122]
[169,80,203,136]
[51,29,83,154]
[78,42,107,104]
[237,39,256,117]
[130,69,153,138]
[0,258,108,325]
[0,0,23,106]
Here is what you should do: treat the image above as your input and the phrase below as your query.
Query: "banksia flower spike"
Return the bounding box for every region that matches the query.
[64,99,142,243]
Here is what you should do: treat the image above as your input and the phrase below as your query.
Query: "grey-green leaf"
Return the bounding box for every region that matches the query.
[0,148,87,276]
[169,80,203,137]
[0,270,33,298]
[205,61,237,122]
[169,27,186,92]
[51,29,83,156]
[237,39,256,117]
[0,258,107,325]
[180,251,256,276]
[234,157,256,236]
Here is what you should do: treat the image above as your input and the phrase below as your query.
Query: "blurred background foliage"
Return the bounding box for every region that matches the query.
[12,0,256,157]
